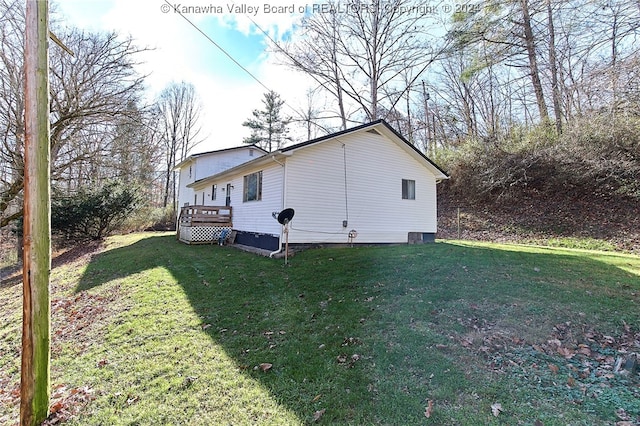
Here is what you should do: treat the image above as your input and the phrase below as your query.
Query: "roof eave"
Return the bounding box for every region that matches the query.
[187,152,289,189]
[173,144,268,171]
[172,157,195,171]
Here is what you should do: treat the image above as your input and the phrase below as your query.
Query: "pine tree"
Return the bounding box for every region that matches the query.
[242,91,291,152]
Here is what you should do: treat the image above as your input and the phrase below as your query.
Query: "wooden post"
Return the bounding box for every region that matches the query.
[457,207,461,240]
[21,0,51,424]
[422,80,431,154]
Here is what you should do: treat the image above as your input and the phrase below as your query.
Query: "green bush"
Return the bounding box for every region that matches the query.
[51,180,142,243]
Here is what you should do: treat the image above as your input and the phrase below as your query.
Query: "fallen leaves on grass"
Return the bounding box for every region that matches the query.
[453,318,640,417]
[615,408,632,421]
[342,337,361,346]
[42,384,95,425]
[0,379,20,411]
[457,316,640,382]
[336,353,361,368]
[52,293,109,343]
[424,399,434,418]
[491,402,503,417]
[258,363,273,372]
[183,376,198,388]
[50,286,125,357]
[313,408,326,422]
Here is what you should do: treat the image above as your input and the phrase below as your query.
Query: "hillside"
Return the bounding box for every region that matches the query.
[438,184,640,253]
[434,115,640,253]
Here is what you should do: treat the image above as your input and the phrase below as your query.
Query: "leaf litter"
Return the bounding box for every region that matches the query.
[449,316,640,420]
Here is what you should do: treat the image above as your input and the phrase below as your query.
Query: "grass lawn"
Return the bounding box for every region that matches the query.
[1,232,639,425]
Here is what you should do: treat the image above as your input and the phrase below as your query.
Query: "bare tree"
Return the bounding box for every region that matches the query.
[0,0,148,227]
[290,88,325,141]
[0,0,26,227]
[546,0,562,134]
[448,0,551,123]
[282,7,349,129]
[282,0,446,126]
[157,81,203,208]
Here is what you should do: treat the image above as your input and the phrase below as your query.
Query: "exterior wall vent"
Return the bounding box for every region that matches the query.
[366,129,381,135]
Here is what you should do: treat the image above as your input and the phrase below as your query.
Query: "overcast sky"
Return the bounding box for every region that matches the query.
[55,0,318,153]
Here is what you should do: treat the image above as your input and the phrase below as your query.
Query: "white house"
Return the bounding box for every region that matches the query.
[173,144,267,209]
[179,120,448,250]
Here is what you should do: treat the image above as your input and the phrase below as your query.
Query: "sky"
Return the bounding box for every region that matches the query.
[54,0,319,153]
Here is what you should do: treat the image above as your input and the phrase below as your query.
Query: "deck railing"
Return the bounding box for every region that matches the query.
[179,205,232,227]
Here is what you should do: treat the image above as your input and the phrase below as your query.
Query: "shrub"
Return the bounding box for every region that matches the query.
[51,180,142,243]
[441,115,640,205]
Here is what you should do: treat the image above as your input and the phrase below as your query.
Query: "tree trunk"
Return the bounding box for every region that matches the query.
[333,64,347,130]
[520,0,549,123]
[547,0,562,134]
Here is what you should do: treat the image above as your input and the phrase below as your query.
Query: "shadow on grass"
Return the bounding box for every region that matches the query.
[76,234,640,424]
[1,241,103,289]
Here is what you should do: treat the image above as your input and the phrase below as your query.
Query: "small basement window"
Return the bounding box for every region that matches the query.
[402,179,415,200]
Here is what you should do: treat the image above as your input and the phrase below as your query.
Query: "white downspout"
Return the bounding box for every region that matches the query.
[269,155,286,258]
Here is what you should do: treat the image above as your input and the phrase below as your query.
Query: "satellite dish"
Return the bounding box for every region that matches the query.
[277,208,295,225]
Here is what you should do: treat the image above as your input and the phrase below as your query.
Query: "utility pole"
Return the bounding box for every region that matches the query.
[405,87,413,144]
[422,80,431,154]
[21,0,51,424]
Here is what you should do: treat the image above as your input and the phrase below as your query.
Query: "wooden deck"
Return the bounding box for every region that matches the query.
[177,205,233,245]
[179,205,232,227]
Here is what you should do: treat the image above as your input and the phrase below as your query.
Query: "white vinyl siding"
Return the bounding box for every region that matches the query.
[285,132,437,244]
[193,163,283,236]
[176,147,263,212]
[187,125,441,246]
[234,165,282,235]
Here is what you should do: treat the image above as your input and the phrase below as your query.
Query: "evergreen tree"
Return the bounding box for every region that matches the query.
[242,91,291,152]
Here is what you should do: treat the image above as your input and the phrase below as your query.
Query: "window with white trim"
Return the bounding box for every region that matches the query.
[243,171,263,202]
[211,184,217,201]
[402,179,415,200]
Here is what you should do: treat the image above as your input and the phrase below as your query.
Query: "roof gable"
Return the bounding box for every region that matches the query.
[188,120,448,188]
[282,119,449,179]
[173,144,267,171]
